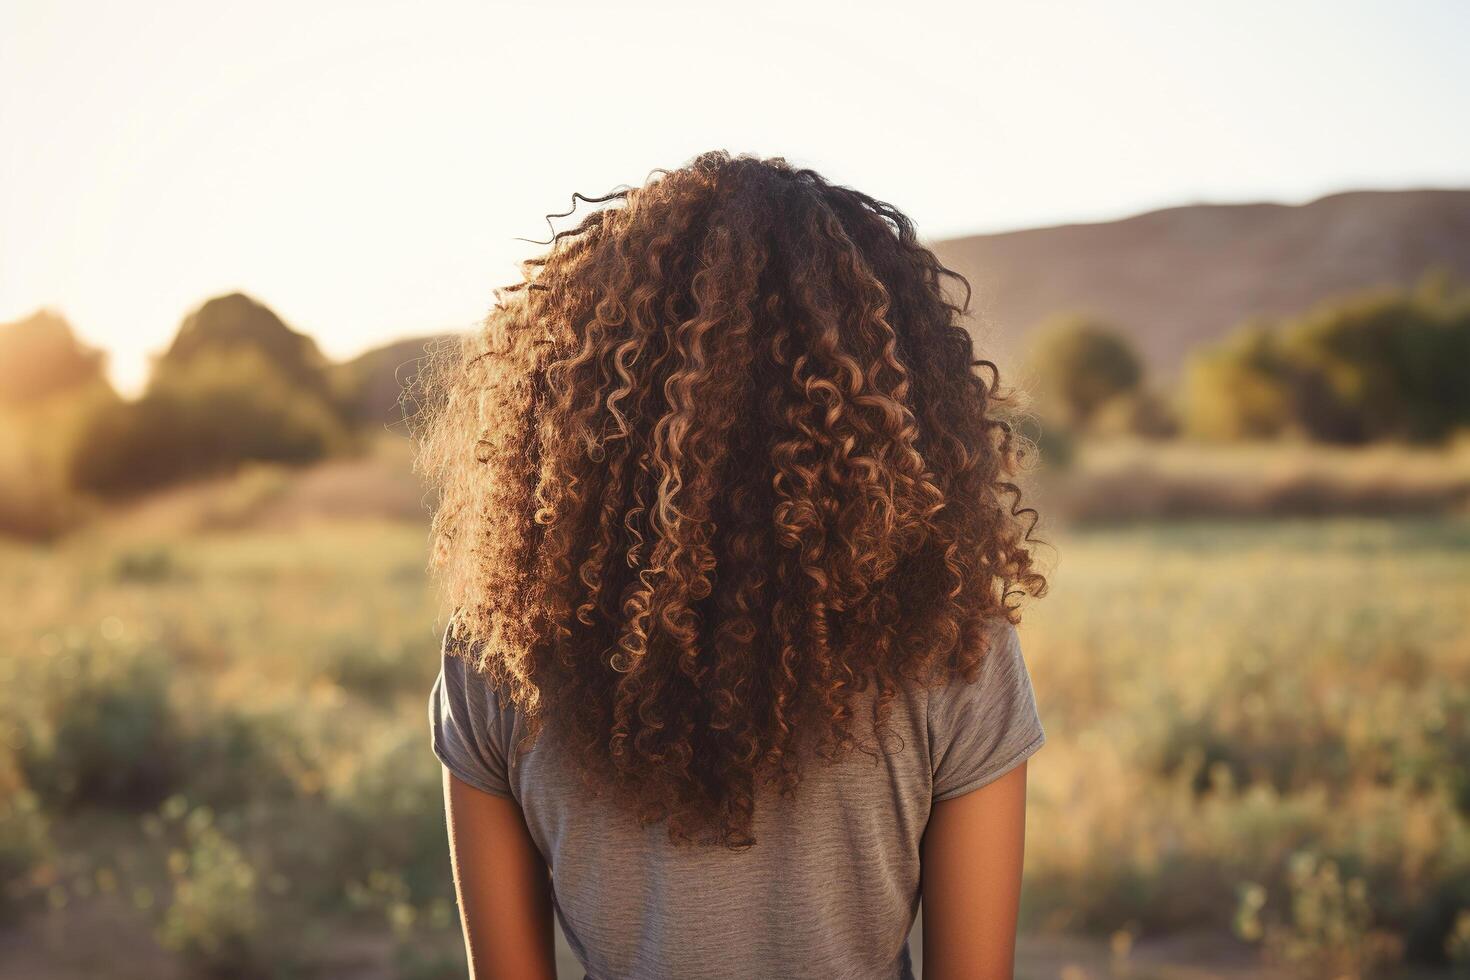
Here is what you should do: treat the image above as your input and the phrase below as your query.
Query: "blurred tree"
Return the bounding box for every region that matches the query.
[1181,323,1299,441]
[0,311,118,536]
[0,310,111,407]
[1090,388,1179,439]
[70,347,349,497]
[1024,313,1145,429]
[1183,274,1470,443]
[67,294,356,497]
[159,293,333,400]
[1283,281,1470,442]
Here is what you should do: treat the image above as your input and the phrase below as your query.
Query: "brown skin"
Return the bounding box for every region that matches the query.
[444,762,1030,979]
[921,761,1030,980]
[443,771,556,980]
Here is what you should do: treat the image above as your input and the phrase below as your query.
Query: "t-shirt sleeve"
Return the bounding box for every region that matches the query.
[428,624,516,799]
[928,620,1047,801]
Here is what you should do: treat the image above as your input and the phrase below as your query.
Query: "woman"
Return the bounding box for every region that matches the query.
[418,151,1048,980]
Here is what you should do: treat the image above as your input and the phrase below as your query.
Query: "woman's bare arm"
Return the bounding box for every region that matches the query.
[442,769,557,980]
[920,761,1030,980]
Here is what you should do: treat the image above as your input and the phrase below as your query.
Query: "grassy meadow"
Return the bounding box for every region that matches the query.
[1,440,1467,978]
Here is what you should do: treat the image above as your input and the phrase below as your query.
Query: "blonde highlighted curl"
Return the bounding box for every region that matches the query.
[414,151,1046,847]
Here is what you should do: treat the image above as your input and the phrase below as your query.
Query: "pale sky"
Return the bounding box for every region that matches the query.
[3,0,1467,394]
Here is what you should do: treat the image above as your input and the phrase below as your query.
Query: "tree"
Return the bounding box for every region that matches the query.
[1182,275,1470,444]
[159,293,333,401]
[1181,322,1298,441]
[69,347,349,497]
[1024,313,1145,429]
[0,310,111,407]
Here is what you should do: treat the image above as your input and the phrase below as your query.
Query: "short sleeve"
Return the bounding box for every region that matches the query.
[928,620,1046,801]
[428,625,517,799]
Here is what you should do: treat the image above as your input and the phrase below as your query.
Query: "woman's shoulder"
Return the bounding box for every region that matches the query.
[429,621,523,799]
[924,617,1045,800]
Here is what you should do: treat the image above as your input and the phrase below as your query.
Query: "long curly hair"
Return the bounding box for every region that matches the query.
[415,151,1046,847]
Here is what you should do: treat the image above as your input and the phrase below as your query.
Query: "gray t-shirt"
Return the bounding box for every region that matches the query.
[429,618,1045,980]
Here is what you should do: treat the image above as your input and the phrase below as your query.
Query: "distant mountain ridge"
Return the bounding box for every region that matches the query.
[930,188,1470,374]
[8,189,1466,411]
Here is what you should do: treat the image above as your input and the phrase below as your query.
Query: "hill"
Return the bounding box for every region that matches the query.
[931,188,1470,374]
[330,333,449,431]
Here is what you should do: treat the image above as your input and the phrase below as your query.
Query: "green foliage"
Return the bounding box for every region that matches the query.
[0,374,117,539]
[330,729,453,909]
[318,637,429,706]
[1089,388,1178,439]
[0,789,51,920]
[149,797,279,978]
[18,644,185,810]
[1025,313,1146,430]
[111,545,181,583]
[1236,852,1404,978]
[69,346,350,497]
[1184,275,1470,443]
[162,293,332,401]
[1182,322,1297,440]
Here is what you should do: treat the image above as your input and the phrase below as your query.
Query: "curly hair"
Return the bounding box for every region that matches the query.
[415,151,1046,848]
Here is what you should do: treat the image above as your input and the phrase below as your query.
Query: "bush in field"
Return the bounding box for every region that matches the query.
[1089,388,1178,439]
[1025,314,1145,430]
[110,545,181,583]
[1184,275,1470,443]
[178,710,299,810]
[1182,322,1299,440]
[319,637,428,705]
[325,729,463,975]
[0,408,89,539]
[329,729,451,910]
[19,645,185,810]
[0,789,51,920]
[150,797,280,978]
[1237,852,1405,979]
[69,346,350,497]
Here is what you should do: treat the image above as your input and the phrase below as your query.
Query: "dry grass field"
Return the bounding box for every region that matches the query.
[2,443,1467,978]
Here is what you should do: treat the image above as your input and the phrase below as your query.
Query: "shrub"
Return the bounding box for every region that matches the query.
[19,644,185,810]
[1024,313,1145,430]
[329,728,451,910]
[0,789,51,921]
[151,798,278,978]
[161,293,333,403]
[1090,388,1178,439]
[1181,322,1299,440]
[110,545,180,583]
[1184,275,1470,444]
[178,710,299,810]
[1236,852,1405,979]
[319,638,427,706]
[69,347,349,497]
